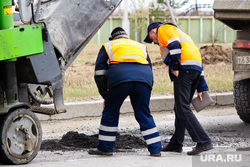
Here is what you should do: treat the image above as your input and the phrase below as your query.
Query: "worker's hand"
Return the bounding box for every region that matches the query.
[103,100,105,109]
[173,70,179,77]
[198,92,204,102]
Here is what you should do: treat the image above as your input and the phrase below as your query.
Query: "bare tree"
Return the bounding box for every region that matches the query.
[130,0,149,43]
[149,0,189,22]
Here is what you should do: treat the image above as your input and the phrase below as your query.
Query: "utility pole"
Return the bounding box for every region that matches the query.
[122,0,130,37]
[195,0,198,16]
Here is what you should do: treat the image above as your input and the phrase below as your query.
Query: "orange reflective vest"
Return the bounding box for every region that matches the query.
[157,24,202,68]
[103,38,149,64]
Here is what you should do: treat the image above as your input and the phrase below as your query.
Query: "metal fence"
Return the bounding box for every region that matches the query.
[89,16,236,44]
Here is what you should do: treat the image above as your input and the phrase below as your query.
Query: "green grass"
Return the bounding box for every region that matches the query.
[64,84,99,101]
[63,44,233,101]
[204,64,233,92]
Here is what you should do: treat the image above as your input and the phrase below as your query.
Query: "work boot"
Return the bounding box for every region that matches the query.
[88,149,113,156]
[161,145,183,153]
[150,152,161,157]
[187,144,213,156]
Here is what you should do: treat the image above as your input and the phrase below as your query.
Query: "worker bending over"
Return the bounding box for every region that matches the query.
[88,27,162,157]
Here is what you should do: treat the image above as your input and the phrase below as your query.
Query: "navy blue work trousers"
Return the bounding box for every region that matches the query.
[97,82,161,154]
[169,70,211,149]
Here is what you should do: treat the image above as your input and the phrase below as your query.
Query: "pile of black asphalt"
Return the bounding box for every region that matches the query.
[41,131,147,152]
[40,122,250,152]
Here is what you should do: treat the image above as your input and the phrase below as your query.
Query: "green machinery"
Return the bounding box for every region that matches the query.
[0,0,122,164]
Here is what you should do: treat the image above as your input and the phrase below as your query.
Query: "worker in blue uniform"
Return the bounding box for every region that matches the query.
[144,22,213,155]
[88,27,162,157]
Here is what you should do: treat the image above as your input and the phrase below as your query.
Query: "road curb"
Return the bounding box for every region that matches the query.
[37,92,234,121]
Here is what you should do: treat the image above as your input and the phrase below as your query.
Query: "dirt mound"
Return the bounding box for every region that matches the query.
[200,44,232,64]
[41,131,147,151]
[151,44,232,66]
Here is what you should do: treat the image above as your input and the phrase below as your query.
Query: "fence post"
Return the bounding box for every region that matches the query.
[188,17,191,36]
[224,24,227,43]
[212,17,215,43]
[135,16,137,41]
[200,17,203,43]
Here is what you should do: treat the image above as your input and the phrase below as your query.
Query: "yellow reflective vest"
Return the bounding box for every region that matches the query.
[157,24,202,68]
[103,38,149,65]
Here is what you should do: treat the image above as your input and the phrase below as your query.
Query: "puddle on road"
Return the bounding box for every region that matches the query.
[41,131,147,151]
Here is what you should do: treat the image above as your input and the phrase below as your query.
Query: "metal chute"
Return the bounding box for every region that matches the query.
[37,0,122,69]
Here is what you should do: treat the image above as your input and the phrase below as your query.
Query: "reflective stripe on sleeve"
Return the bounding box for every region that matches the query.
[99,125,118,132]
[167,37,180,45]
[99,135,116,142]
[170,49,181,55]
[141,127,158,136]
[145,136,161,145]
[95,70,107,76]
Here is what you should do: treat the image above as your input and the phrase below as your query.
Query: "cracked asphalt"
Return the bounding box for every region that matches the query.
[1,105,250,167]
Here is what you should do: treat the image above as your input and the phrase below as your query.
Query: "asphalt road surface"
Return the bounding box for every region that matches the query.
[1,105,250,167]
